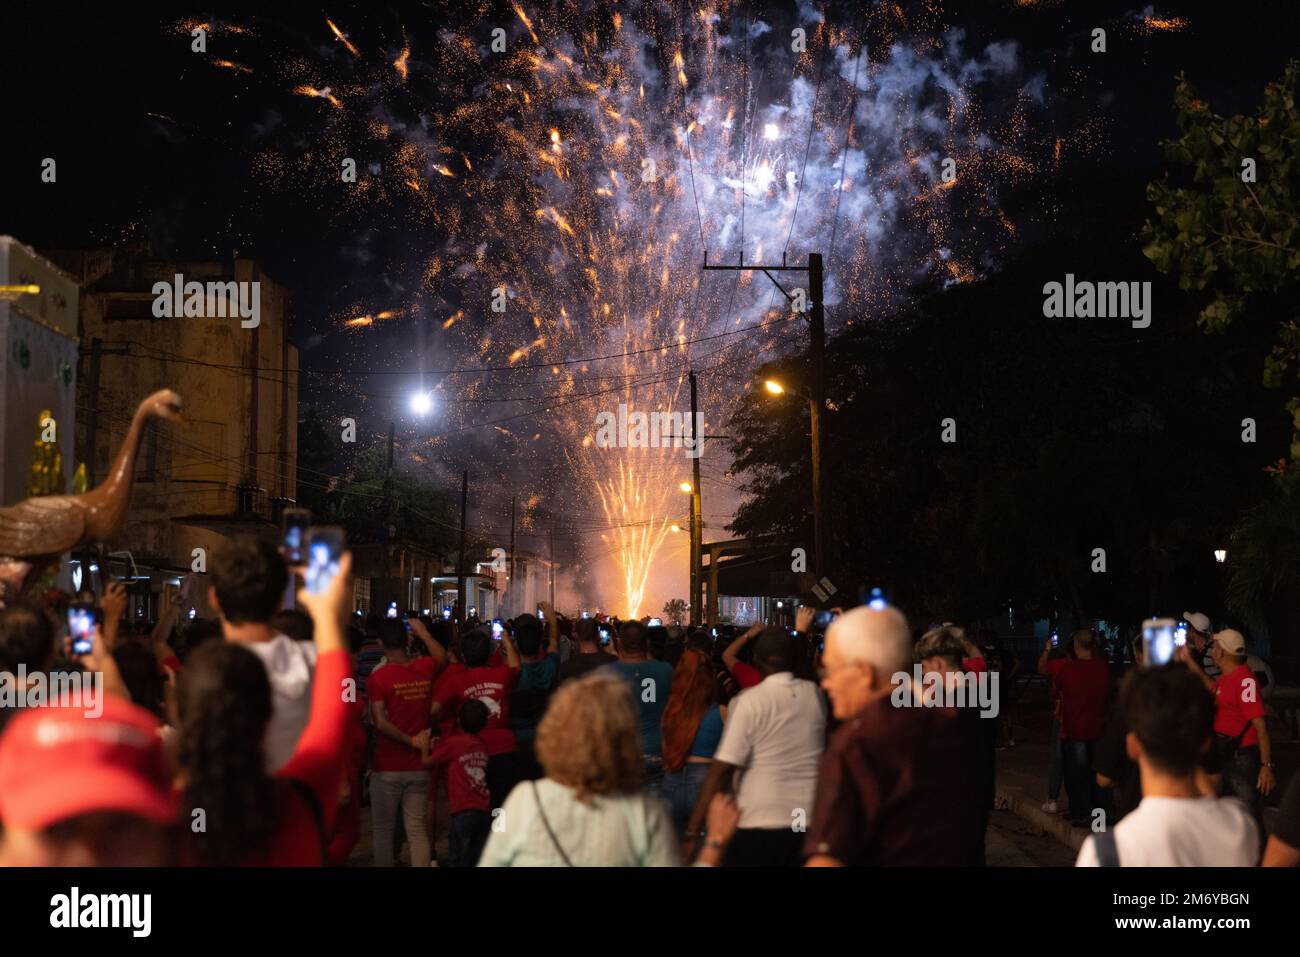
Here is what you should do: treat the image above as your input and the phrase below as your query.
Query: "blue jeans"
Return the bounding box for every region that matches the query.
[1046,717,1063,801]
[643,756,665,799]
[661,762,710,834]
[448,809,491,867]
[1062,738,1096,825]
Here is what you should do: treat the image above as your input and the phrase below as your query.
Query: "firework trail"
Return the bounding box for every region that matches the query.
[179,2,1099,614]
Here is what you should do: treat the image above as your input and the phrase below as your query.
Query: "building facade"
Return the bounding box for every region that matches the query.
[46,243,298,615]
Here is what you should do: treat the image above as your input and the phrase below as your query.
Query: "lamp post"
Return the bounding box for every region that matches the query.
[763,377,824,591]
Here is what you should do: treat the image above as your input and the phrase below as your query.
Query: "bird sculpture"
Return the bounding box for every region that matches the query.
[0,389,184,602]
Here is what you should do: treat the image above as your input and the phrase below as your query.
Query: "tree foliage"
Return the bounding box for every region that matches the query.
[1144,61,1300,469]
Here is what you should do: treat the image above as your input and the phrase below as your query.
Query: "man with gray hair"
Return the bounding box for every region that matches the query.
[804,605,983,866]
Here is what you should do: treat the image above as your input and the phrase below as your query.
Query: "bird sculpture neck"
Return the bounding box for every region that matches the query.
[89,401,154,538]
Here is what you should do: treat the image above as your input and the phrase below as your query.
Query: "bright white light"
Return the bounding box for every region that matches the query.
[1214,549,1227,564]
[763,122,779,140]
[410,391,434,416]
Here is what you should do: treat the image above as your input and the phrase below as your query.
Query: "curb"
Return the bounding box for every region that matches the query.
[996,785,1089,853]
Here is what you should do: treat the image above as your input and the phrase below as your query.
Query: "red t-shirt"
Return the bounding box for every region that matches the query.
[731,660,763,689]
[432,664,520,756]
[427,733,491,813]
[367,656,442,771]
[1214,663,1266,748]
[1046,657,1110,741]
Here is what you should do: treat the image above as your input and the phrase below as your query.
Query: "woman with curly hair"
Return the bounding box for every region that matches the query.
[478,671,679,866]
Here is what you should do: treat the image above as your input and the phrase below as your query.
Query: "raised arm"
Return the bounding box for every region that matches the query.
[280,553,355,832]
[408,617,447,666]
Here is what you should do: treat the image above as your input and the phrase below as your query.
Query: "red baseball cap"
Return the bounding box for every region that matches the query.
[0,697,176,831]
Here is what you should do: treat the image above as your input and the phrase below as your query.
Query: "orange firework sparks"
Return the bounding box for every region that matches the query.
[1139,14,1189,34]
[512,3,540,45]
[326,18,361,57]
[213,59,253,74]
[294,85,342,108]
[393,47,410,80]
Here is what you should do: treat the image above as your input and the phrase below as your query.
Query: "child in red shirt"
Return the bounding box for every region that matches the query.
[421,698,492,867]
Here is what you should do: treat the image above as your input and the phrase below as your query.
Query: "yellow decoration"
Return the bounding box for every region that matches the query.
[25,409,64,497]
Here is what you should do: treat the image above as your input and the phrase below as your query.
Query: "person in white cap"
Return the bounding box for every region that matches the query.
[1179,627,1274,851]
[1183,611,1218,679]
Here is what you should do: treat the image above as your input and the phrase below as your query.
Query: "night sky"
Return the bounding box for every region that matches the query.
[4,0,1297,610]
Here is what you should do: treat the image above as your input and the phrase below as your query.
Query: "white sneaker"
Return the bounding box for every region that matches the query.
[1041,800,1058,813]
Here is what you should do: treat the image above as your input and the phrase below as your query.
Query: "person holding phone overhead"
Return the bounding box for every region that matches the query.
[1038,629,1111,827]
[559,617,616,684]
[205,536,319,773]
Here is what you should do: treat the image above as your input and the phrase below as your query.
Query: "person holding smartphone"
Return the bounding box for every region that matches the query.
[206,536,320,773]
[366,615,446,867]
[558,617,616,684]
[176,551,356,865]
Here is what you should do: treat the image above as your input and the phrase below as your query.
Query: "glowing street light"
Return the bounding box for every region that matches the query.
[679,481,693,494]
[764,378,785,396]
[670,523,682,533]
[410,391,434,416]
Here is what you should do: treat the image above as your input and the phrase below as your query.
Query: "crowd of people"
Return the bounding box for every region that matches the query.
[0,534,1297,868]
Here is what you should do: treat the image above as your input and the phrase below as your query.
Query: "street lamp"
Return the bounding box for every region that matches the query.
[410,391,434,416]
[761,375,824,591]
[679,481,693,493]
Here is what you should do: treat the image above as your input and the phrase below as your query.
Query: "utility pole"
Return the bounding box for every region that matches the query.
[808,253,826,585]
[548,523,556,610]
[507,495,517,619]
[702,250,828,591]
[381,421,394,613]
[688,371,703,626]
[456,469,468,627]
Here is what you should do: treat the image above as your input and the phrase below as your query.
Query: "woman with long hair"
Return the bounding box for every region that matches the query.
[176,554,354,865]
[478,671,678,866]
[659,648,727,834]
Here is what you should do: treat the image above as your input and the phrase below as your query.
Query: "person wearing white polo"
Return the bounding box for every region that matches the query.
[685,627,826,866]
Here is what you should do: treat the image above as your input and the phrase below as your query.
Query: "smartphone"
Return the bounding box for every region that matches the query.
[536,606,545,621]
[581,610,590,619]
[68,602,95,656]
[491,619,505,640]
[1050,630,1059,648]
[187,607,196,621]
[1143,618,1177,667]
[866,587,888,611]
[442,607,452,620]
[648,617,662,627]
[813,609,835,631]
[710,626,718,638]
[598,625,611,645]
[304,526,344,595]
[1174,620,1188,647]
[281,507,311,564]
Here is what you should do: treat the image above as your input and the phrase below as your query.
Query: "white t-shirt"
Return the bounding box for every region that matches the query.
[1076,795,1257,867]
[713,671,826,830]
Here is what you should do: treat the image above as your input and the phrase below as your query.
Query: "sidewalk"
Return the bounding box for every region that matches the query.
[994,678,1297,853]
[994,690,1089,854]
